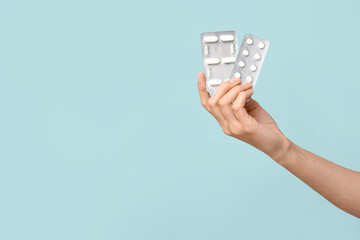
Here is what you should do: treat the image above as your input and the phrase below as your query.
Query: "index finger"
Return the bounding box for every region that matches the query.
[198,72,210,107]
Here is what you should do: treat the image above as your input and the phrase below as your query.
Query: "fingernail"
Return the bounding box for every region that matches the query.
[230,78,240,83]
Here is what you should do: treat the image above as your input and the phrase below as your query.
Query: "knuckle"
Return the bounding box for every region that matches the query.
[232,103,241,111]
[222,128,232,136]
[234,85,242,91]
[233,127,244,136]
[208,99,217,108]
[234,125,252,136]
[220,81,231,90]
[218,99,227,107]
[242,127,251,135]
[239,94,246,102]
[223,81,231,87]
[200,100,207,107]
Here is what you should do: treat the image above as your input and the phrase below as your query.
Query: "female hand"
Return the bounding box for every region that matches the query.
[197,72,290,161]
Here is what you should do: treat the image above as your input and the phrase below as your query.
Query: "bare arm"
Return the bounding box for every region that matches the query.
[278,142,360,218]
[197,72,360,218]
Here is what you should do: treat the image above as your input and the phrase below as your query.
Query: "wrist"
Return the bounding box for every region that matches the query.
[269,136,294,165]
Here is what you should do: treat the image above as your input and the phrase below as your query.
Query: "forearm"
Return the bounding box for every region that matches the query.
[274,140,360,218]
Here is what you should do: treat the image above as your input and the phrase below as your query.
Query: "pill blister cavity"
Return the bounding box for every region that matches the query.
[258,42,265,49]
[203,36,218,43]
[206,58,220,65]
[234,72,241,78]
[246,76,253,82]
[209,79,222,86]
[222,57,236,64]
[246,38,253,45]
[238,61,245,68]
[254,53,261,61]
[242,49,249,56]
[204,45,209,56]
[231,44,236,54]
[220,35,235,42]
[250,64,257,72]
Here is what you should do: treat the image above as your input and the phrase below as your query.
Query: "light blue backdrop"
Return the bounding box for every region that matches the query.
[0,0,359,239]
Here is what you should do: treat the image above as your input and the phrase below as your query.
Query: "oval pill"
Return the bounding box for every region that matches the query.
[246,38,254,45]
[204,45,209,56]
[242,49,250,56]
[246,76,253,82]
[209,79,222,86]
[238,61,245,67]
[220,35,235,42]
[231,44,236,54]
[234,72,241,78]
[206,58,220,65]
[250,64,257,72]
[254,53,261,60]
[258,42,265,49]
[222,57,236,64]
[203,36,218,43]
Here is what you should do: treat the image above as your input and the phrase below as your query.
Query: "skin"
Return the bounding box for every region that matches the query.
[197,72,360,218]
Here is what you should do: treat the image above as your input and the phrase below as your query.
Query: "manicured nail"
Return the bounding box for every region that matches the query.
[230,78,240,83]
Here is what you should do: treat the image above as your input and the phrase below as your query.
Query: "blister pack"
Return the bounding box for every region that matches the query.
[201,31,238,95]
[229,34,270,88]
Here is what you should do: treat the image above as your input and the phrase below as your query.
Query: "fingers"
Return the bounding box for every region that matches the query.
[218,82,253,124]
[197,72,210,109]
[232,89,254,121]
[209,78,241,103]
[219,82,252,105]
[197,72,230,133]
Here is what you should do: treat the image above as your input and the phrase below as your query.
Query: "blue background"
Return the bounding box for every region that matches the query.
[1,0,359,239]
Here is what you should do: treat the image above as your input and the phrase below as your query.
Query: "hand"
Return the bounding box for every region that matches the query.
[197,72,290,161]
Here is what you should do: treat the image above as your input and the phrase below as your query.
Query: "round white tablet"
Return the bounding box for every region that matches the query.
[235,72,241,78]
[254,53,261,61]
[258,42,265,49]
[250,64,257,72]
[246,38,253,45]
[242,49,249,56]
[238,61,245,67]
[246,76,253,82]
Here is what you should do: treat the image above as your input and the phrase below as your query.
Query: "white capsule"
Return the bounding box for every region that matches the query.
[234,72,241,78]
[222,57,236,64]
[254,53,261,61]
[206,58,220,65]
[204,45,209,56]
[246,76,253,82]
[209,79,222,86]
[238,61,245,68]
[242,49,250,56]
[207,67,211,77]
[246,38,254,45]
[220,35,235,42]
[231,44,236,54]
[203,36,218,43]
[250,64,257,72]
[258,42,265,49]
